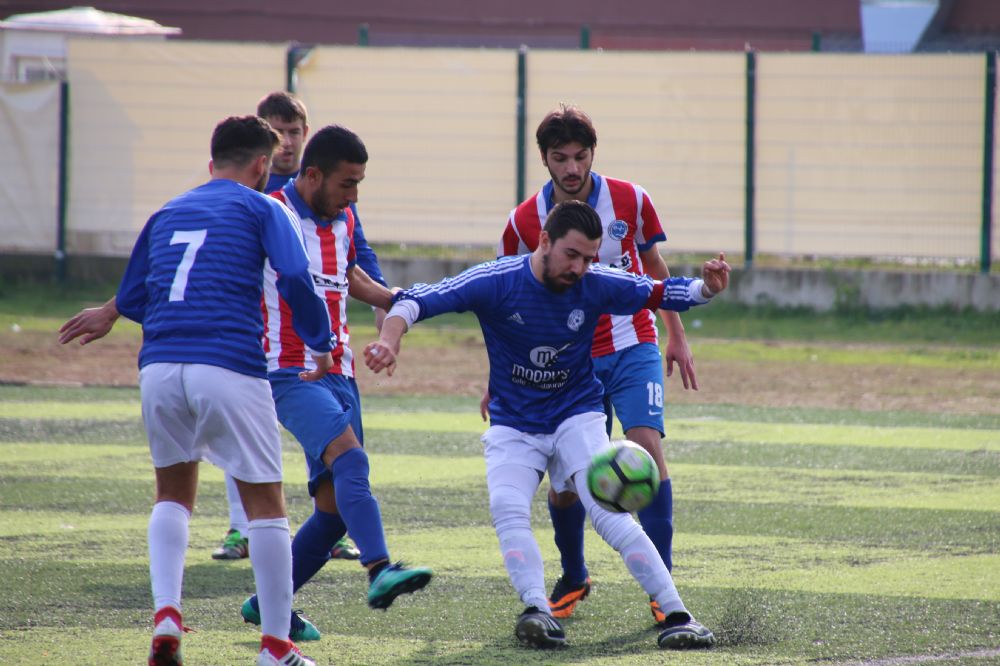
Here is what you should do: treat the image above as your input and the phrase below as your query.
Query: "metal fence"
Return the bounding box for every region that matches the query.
[0,40,995,274]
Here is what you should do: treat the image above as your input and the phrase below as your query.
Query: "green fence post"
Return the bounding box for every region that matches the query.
[580,25,590,50]
[744,51,757,269]
[359,23,369,46]
[516,45,527,205]
[981,51,995,274]
[811,31,822,52]
[56,80,69,284]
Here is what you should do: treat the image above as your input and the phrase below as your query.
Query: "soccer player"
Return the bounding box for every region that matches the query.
[364,200,728,650]
[238,124,433,642]
[212,91,379,563]
[495,104,692,624]
[118,116,329,666]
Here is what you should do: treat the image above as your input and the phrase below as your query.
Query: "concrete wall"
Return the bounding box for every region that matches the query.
[372,257,1000,312]
[2,251,996,312]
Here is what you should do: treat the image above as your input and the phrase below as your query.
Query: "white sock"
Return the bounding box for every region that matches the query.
[148,501,190,611]
[224,474,249,533]
[248,517,292,639]
[487,464,549,612]
[574,471,686,615]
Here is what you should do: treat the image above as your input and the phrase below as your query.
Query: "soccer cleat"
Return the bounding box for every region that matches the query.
[257,635,315,666]
[547,575,591,618]
[211,528,249,560]
[656,613,716,650]
[515,606,567,649]
[149,606,184,666]
[330,536,361,560]
[649,597,667,627]
[241,597,321,642]
[367,562,433,610]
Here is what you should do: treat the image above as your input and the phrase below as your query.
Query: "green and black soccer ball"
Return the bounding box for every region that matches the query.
[586,440,660,513]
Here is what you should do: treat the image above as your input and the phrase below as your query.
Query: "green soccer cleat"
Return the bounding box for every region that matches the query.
[367,562,433,610]
[330,536,361,560]
[241,597,322,642]
[211,528,248,560]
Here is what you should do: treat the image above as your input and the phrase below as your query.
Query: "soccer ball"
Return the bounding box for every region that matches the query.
[586,440,660,513]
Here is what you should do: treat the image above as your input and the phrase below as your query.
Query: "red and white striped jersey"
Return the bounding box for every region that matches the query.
[262,182,357,376]
[498,172,667,357]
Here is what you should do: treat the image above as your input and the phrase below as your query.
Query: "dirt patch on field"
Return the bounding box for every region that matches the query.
[4,329,997,416]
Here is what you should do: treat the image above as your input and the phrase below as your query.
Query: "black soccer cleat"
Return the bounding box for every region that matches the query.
[656,612,716,649]
[515,606,567,649]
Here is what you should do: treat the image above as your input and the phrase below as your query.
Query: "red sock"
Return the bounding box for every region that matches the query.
[154,606,182,627]
[261,634,292,656]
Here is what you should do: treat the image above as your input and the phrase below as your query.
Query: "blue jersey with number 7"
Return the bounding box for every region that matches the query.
[116,178,332,378]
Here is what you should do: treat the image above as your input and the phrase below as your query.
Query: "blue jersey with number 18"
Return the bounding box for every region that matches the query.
[116,178,332,378]
[396,254,707,434]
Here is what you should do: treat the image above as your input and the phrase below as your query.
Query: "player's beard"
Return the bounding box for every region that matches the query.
[254,169,269,193]
[548,165,590,199]
[541,252,580,293]
[309,182,345,220]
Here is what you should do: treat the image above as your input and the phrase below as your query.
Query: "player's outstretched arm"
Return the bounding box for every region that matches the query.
[700,252,731,298]
[58,296,119,345]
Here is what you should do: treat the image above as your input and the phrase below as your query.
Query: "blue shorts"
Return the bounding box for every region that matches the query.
[268,369,363,496]
[592,342,665,437]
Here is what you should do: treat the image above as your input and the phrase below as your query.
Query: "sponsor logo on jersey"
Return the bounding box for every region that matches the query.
[608,253,633,272]
[530,343,570,368]
[312,272,348,290]
[608,219,628,241]
[511,363,570,390]
[567,309,584,332]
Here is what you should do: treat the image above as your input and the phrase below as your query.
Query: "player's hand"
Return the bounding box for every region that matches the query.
[58,303,119,345]
[664,336,698,390]
[364,340,398,376]
[701,252,731,297]
[479,388,491,421]
[300,352,333,382]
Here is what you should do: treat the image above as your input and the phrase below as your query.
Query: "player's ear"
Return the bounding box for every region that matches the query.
[538,230,551,252]
[208,159,214,176]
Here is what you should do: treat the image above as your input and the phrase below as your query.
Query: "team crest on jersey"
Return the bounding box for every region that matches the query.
[567,309,585,331]
[608,219,628,241]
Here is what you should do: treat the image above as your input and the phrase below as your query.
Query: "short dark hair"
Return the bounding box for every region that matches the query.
[543,200,602,242]
[256,91,308,124]
[536,104,597,154]
[210,115,280,168]
[300,125,368,175]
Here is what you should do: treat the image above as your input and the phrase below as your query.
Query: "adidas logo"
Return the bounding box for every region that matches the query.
[507,312,525,325]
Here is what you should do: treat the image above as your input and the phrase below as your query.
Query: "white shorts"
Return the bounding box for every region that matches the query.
[139,363,284,484]
[481,411,610,494]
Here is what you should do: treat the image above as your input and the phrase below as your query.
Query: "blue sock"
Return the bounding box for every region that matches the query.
[292,508,347,593]
[637,478,674,571]
[331,448,389,566]
[549,497,588,584]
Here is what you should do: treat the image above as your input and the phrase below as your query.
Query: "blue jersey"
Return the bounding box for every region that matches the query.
[266,170,386,287]
[116,178,333,378]
[397,255,706,433]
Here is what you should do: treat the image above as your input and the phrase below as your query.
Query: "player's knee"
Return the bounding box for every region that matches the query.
[590,505,644,551]
[489,484,531,532]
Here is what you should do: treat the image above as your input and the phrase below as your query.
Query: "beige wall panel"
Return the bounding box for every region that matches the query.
[757,53,983,258]
[526,51,746,255]
[296,47,517,246]
[0,82,60,253]
[66,38,285,256]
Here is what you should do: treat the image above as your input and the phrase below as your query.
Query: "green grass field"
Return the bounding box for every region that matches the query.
[0,385,998,665]
[1,282,998,664]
